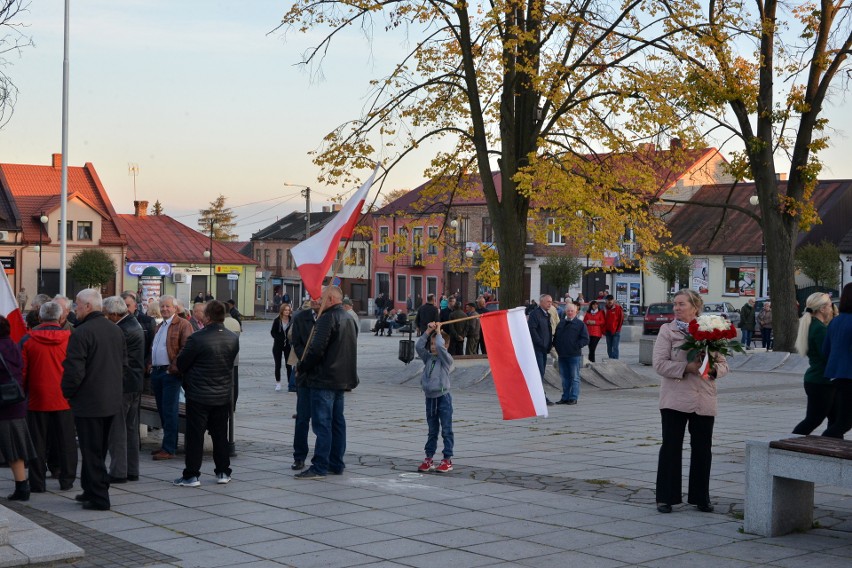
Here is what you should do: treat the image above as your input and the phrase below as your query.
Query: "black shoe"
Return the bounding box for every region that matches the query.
[696,503,714,513]
[291,460,305,471]
[59,481,74,491]
[566,400,577,405]
[126,475,139,482]
[110,476,127,484]
[328,469,343,475]
[82,501,110,511]
[294,468,325,480]
[555,399,569,405]
[75,493,91,502]
[7,480,30,501]
[657,503,672,513]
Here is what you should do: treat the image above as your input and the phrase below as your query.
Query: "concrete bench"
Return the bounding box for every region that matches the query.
[745,436,852,536]
[139,393,187,435]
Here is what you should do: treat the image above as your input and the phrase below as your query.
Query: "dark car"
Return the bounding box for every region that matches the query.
[644,303,675,334]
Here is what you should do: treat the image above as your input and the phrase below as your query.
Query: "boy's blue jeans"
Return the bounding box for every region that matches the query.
[425,393,454,459]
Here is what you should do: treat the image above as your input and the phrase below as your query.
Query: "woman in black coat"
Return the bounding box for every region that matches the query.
[271,304,293,392]
[0,316,36,501]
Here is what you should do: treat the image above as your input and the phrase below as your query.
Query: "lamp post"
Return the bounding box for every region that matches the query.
[749,195,765,297]
[202,220,220,299]
[36,213,48,292]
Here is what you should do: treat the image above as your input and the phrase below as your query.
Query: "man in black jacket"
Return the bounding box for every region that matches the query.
[173,301,239,487]
[122,291,156,371]
[295,286,358,480]
[104,296,146,484]
[289,298,320,471]
[61,289,126,511]
[528,294,555,406]
[415,293,440,335]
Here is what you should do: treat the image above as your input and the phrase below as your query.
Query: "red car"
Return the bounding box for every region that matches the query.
[643,303,675,334]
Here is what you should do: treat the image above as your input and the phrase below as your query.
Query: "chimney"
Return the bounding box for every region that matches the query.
[134,200,149,217]
[322,205,331,213]
[776,173,787,181]
[51,153,63,169]
[670,138,682,150]
[332,204,342,212]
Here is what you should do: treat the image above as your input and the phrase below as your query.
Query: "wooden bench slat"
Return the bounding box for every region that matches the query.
[769,435,852,460]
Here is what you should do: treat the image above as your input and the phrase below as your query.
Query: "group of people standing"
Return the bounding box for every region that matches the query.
[738,298,773,350]
[527,294,625,406]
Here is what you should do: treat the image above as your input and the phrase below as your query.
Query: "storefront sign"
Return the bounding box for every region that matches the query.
[175,267,206,274]
[128,262,172,276]
[215,265,242,274]
[0,256,15,276]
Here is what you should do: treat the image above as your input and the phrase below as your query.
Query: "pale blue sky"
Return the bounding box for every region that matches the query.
[1,1,850,239]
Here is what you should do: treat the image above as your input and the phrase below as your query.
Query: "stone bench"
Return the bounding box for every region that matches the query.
[745,436,852,536]
[140,393,186,434]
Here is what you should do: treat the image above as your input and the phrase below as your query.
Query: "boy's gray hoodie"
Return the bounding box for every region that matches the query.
[415,332,453,398]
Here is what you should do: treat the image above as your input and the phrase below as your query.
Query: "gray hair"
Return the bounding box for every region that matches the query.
[159,294,177,307]
[32,293,51,309]
[38,301,62,322]
[103,296,129,316]
[76,288,103,311]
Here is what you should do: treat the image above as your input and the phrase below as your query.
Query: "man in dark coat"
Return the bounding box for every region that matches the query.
[553,302,590,405]
[528,294,555,406]
[61,289,125,511]
[173,301,239,487]
[295,286,358,479]
[122,291,156,370]
[415,293,440,335]
[289,298,320,471]
[104,296,145,484]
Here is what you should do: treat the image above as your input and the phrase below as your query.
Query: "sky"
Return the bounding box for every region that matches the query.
[1,1,851,240]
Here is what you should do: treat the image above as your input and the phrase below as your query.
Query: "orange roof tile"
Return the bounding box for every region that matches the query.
[0,158,126,246]
[117,214,258,266]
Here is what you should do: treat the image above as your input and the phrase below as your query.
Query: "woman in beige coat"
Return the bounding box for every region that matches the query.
[653,289,729,513]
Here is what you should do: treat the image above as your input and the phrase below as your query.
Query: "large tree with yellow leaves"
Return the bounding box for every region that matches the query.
[277,1,699,309]
[659,0,852,351]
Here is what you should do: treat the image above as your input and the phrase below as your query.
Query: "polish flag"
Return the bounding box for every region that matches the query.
[479,307,549,420]
[0,270,27,342]
[291,166,379,299]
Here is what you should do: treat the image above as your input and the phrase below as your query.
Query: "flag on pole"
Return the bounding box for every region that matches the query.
[0,270,27,343]
[479,307,549,420]
[291,166,379,299]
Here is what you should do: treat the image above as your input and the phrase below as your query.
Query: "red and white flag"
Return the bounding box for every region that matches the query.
[0,270,27,342]
[479,307,549,420]
[291,166,379,299]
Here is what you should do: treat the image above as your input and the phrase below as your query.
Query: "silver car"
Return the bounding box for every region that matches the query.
[703,302,741,327]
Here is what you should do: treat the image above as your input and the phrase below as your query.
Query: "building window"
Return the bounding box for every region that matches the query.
[77,221,93,241]
[396,274,406,305]
[412,227,423,265]
[358,248,366,266]
[546,218,565,245]
[264,249,270,268]
[725,267,740,294]
[255,284,262,301]
[398,227,408,253]
[454,217,469,243]
[286,250,294,270]
[57,220,73,241]
[427,276,437,298]
[482,217,492,243]
[349,248,358,265]
[256,249,262,263]
[275,249,282,269]
[427,226,438,254]
[379,226,389,253]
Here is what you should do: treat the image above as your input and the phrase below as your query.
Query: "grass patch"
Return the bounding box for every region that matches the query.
[585,479,611,485]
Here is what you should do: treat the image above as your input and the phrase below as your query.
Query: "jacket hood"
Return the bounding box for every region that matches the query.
[27,325,70,346]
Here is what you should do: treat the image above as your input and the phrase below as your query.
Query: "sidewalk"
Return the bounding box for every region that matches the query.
[6,321,852,567]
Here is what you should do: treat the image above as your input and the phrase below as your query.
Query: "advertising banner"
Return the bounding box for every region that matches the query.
[692,258,709,294]
[739,267,756,296]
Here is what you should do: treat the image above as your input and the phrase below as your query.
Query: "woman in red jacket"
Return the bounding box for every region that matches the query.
[583,301,605,362]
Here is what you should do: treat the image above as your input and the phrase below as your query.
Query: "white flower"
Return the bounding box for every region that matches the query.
[696,314,730,332]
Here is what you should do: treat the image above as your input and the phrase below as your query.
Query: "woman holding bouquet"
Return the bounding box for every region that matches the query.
[653,289,729,514]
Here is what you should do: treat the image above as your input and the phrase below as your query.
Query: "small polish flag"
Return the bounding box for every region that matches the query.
[0,270,27,342]
[291,166,378,299]
[479,307,549,420]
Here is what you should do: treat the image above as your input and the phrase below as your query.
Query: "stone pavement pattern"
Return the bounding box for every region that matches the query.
[2,321,851,567]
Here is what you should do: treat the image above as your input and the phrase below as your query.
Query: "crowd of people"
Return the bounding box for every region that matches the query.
[0,289,243,509]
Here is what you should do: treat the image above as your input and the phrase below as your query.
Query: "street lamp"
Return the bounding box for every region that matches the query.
[749,195,765,296]
[36,212,48,292]
[203,221,220,298]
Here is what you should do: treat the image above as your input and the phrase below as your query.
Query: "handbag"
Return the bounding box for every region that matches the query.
[0,350,24,408]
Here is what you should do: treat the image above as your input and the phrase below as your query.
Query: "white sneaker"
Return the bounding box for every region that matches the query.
[173,476,200,487]
[216,473,231,485]
[275,383,282,392]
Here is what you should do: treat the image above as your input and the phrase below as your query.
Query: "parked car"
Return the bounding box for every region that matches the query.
[643,303,675,334]
[703,302,741,327]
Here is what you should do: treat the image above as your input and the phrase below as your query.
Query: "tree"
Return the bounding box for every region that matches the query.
[795,241,840,289]
[649,251,692,294]
[68,249,116,289]
[278,1,699,310]
[539,254,584,297]
[659,0,852,351]
[380,188,410,208]
[0,1,32,128]
[198,194,238,241]
[152,200,164,215]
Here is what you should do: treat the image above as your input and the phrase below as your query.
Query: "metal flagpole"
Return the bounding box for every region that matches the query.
[59,0,71,296]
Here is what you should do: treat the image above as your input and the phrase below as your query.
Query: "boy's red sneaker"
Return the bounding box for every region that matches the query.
[436,459,453,473]
[417,458,434,472]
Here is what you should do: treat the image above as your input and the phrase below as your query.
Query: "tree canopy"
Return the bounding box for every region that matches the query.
[795,241,840,290]
[198,194,238,241]
[0,1,32,128]
[68,249,116,289]
[649,250,692,295]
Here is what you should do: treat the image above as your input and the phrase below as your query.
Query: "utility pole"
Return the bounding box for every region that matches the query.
[128,163,140,201]
[302,186,311,239]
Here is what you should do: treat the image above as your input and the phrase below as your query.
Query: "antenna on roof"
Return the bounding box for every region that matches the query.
[128,163,140,201]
